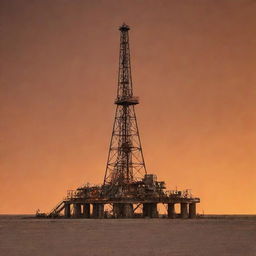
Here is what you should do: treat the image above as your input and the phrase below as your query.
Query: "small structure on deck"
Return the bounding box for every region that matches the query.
[37,23,200,219]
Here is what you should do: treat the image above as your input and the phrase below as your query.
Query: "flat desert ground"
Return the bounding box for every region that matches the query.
[0,215,255,256]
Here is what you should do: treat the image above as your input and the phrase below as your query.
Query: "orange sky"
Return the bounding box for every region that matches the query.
[0,0,255,214]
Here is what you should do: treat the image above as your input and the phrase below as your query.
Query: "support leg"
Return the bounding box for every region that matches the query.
[113,203,122,218]
[92,204,98,218]
[123,204,133,218]
[150,203,158,218]
[83,203,90,218]
[64,203,71,218]
[73,203,81,218]
[143,203,158,218]
[92,204,104,218]
[98,204,104,219]
[143,203,150,217]
[189,203,196,218]
[180,203,188,218]
[168,203,175,219]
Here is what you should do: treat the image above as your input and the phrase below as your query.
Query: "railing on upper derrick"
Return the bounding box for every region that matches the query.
[115,96,139,105]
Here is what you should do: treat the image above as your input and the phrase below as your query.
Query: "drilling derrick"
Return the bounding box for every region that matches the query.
[38,23,200,220]
[104,24,146,188]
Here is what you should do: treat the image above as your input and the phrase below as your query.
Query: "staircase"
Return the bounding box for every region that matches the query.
[47,200,65,217]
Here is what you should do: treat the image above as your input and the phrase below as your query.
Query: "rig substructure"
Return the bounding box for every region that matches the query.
[38,23,200,219]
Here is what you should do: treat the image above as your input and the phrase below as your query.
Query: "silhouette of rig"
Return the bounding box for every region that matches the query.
[37,24,200,219]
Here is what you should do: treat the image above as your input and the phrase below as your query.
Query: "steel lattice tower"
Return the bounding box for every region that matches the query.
[103,23,147,187]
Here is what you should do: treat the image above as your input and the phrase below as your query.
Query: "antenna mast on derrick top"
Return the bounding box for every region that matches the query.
[103,23,147,186]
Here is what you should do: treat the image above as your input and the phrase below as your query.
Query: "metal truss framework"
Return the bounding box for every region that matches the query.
[103,23,146,186]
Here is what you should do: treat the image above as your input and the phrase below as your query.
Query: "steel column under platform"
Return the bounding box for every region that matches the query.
[113,203,121,218]
[168,203,176,219]
[123,203,133,218]
[82,203,90,218]
[64,203,71,218]
[180,203,188,218]
[73,203,82,218]
[92,203,104,218]
[143,203,158,218]
[189,203,196,218]
[113,203,133,218]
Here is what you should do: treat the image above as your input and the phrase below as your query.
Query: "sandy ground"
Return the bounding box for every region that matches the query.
[0,215,255,256]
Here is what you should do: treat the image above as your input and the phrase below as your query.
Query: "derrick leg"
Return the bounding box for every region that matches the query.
[64,203,71,218]
[168,203,175,219]
[180,203,188,218]
[83,203,90,218]
[189,203,196,218]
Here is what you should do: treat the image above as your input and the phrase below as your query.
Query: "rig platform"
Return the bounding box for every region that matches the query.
[37,23,200,219]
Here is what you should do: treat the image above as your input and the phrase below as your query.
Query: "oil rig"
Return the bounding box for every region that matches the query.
[38,23,200,219]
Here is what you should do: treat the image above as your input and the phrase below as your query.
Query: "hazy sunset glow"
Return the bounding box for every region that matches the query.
[0,0,255,214]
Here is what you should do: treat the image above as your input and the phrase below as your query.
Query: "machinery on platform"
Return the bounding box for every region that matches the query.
[37,23,200,219]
